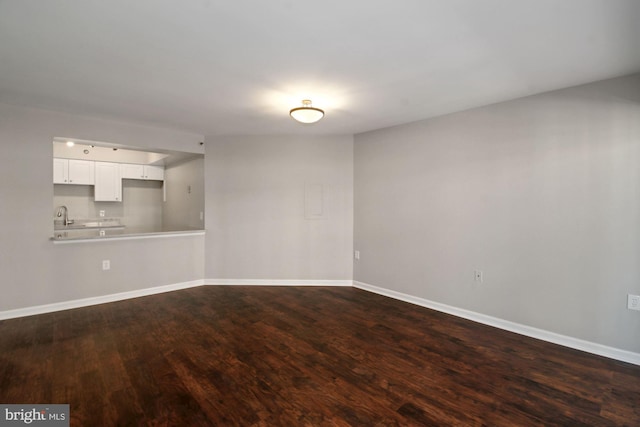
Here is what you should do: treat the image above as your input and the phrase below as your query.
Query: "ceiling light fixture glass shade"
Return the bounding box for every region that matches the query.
[290,99,324,123]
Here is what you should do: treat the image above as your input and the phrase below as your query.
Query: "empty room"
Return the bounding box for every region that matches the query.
[1,1,639,425]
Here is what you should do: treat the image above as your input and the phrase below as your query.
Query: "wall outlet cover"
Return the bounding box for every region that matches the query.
[628,294,640,311]
[474,270,483,283]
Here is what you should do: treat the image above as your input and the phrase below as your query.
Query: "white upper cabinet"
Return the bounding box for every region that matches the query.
[53,159,94,185]
[53,158,68,184]
[144,165,164,180]
[68,159,95,185]
[120,163,144,179]
[94,162,122,202]
[54,158,162,202]
[144,165,164,181]
[120,164,164,181]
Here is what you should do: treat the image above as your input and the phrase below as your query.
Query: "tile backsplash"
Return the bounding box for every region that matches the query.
[53,180,163,232]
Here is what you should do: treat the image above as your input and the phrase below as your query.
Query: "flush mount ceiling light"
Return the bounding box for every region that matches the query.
[289,99,324,124]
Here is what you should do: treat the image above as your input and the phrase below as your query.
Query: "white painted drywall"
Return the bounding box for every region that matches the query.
[354,73,640,353]
[205,135,353,281]
[163,157,205,231]
[0,103,205,311]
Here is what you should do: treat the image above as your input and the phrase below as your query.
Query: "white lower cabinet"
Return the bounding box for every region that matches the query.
[94,162,122,202]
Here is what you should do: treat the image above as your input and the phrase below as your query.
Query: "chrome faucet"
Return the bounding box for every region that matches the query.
[55,205,74,226]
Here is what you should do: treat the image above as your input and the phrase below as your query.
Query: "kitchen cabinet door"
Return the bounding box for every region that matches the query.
[144,165,164,180]
[53,158,94,185]
[53,158,68,184]
[120,164,164,180]
[68,159,95,185]
[120,163,145,179]
[94,162,122,202]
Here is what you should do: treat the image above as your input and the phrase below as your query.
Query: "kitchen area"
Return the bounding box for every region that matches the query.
[52,137,204,241]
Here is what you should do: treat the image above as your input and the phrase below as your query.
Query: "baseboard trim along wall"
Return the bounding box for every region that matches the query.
[0,280,206,320]
[0,279,351,320]
[353,280,640,366]
[3,278,637,366]
[206,279,353,287]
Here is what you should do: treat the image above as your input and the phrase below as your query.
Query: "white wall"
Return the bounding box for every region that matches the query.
[354,73,640,353]
[163,157,205,231]
[3,73,638,358]
[205,135,353,281]
[0,103,205,311]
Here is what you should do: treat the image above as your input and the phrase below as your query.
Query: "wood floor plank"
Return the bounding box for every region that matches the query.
[0,286,638,426]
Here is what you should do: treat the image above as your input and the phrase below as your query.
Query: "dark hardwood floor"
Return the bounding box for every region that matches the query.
[0,286,638,426]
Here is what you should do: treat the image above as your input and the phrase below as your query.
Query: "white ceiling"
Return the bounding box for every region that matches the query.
[1,0,639,136]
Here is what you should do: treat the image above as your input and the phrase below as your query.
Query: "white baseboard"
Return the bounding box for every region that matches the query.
[3,277,637,366]
[353,280,640,366]
[0,279,205,320]
[206,279,353,287]
[0,279,349,321]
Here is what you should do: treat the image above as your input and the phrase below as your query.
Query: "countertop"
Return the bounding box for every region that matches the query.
[52,225,205,242]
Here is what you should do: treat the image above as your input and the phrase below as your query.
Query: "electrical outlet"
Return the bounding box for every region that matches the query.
[474,270,483,283]
[102,260,110,271]
[628,294,640,311]
[99,210,105,217]
[354,250,360,260]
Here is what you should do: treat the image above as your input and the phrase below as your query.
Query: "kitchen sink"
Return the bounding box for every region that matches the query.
[54,219,124,230]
